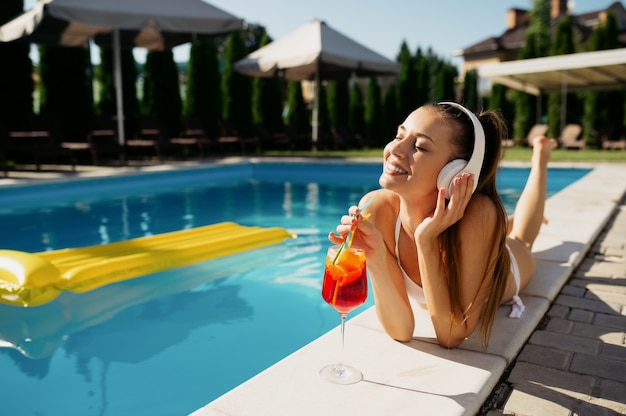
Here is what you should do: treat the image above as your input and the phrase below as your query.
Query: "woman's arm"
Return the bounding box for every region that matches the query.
[329,190,416,341]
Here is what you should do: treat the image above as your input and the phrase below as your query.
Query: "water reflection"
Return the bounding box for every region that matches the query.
[0,245,286,361]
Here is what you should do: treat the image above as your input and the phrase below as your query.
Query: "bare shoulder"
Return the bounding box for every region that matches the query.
[459,194,499,234]
[363,189,398,217]
[362,189,398,241]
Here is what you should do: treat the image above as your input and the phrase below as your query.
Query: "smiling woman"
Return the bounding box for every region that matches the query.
[328,102,560,349]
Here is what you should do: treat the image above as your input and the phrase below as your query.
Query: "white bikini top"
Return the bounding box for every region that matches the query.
[395,216,427,304]
[394,216,524,317]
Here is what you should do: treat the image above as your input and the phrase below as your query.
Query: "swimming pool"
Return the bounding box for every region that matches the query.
[0,161,590,415]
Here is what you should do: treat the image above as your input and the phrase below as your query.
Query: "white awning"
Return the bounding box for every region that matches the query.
[477,48,626,95]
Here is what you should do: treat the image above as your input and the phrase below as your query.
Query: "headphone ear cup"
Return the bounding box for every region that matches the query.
[437,159,467,199]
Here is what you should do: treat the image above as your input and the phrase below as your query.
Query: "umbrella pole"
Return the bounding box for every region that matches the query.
[113,29,126,153]
[312,60,320,151]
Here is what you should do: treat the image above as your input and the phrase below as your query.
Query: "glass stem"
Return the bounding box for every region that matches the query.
[339,312,348,365]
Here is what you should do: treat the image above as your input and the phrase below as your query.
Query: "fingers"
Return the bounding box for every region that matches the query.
[435,173,474,222]
[328,200,375,245]
[327,210,357,244]
[328,231,344,245]
[433,187,446,217]
[449,173,474,205]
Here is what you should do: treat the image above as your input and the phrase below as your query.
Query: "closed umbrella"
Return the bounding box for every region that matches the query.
[234,18,400,145]
[0,0,242,145]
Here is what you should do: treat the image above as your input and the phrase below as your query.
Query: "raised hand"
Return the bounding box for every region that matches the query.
[415,173,474,243]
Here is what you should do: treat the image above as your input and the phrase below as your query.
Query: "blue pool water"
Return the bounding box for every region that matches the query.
[0,162,590,415]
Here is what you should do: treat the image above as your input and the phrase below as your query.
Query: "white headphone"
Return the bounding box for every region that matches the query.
[436,102,485,199]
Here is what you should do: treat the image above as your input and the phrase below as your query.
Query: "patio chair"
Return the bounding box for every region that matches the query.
[7,115,76,170]
[559,124,584,150]
[169,118,221,157]
[331,125,364,150]
[283,125,310,150]
[525,124,548,147]
[85,116,124,165]
[217,121,258,154]
[598,125,626,151]
[254,123,290,150]
[126,115,167,160]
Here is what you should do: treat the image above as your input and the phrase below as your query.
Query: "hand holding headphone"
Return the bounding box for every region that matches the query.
[436,102,485,199]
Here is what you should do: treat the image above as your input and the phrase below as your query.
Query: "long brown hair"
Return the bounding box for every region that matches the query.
[429,102,510,348]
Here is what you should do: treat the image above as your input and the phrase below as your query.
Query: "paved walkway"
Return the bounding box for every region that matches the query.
[486,195,626,416]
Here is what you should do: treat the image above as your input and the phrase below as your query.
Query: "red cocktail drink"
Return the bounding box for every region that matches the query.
[322,247,367,314]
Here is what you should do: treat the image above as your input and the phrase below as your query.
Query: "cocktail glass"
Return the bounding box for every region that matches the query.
[319,245,368,384]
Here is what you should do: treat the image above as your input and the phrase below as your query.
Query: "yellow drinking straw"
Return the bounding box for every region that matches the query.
[332,198,375,264]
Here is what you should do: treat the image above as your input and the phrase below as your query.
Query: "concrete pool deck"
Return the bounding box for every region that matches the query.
[1,159,625,415]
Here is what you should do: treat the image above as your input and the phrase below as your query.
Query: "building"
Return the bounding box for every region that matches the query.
[454,0,626,79]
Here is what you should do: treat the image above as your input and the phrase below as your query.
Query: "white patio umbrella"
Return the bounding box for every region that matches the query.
[0,0,242,145]
[234,18,400,145]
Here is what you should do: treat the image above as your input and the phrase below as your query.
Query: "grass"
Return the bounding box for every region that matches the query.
[501,146,626,162]
[262,146,626,163]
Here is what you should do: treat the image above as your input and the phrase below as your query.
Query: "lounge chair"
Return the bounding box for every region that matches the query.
[598,126,626,151]
[559,124,585,150]
[217,121,258,154]
[170,118,221,157]
[6,116,76,170]
[283,125,310,150]
[602,136,626,150]
[254,123,291,151]
[126,115,168,160]
[331,125,364,150]
[525,124,548,147]
[83,116,124,165]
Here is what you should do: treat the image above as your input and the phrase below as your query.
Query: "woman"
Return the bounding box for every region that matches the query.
[329,102,557,348]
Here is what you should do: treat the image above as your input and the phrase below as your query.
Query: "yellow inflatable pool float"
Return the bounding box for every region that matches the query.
[0,222,294,307]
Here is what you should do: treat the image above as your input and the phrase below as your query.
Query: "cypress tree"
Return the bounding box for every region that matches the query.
[462,69,479,111]
[221,31,253,136]
[364,76,382,147]
[316,81,331,148]
[0,0,33,130]
[582,11,622,147]
[547,14,576,139]
[38,44,93,140]
[327,79,350,128]
[415,50,430,108]
[382,82,399,142]
[489,83,513,138]
[284,81,309,137]
[184,39,222,138]
[513,0,551,143]
[349,81,365,140]
[433,63,457,102]
[528,0,551,56]
[426,48,441,102]
[141,52,156,116]
[141,49,182,138]
[397,41,418,117]
[251,32,283,134]
[599,13,623,143]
